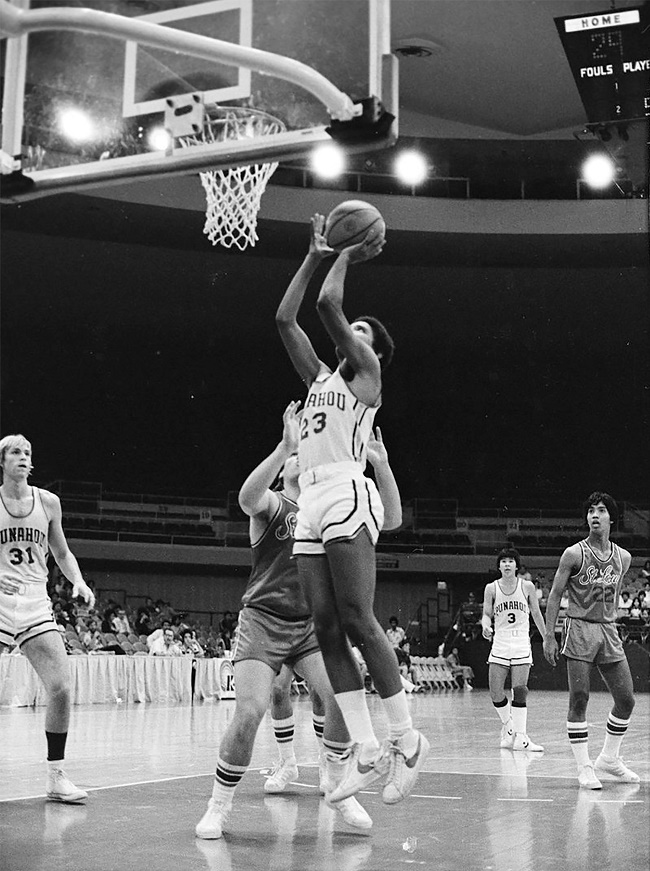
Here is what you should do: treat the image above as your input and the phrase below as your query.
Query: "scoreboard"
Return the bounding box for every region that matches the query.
[554,6,650,124]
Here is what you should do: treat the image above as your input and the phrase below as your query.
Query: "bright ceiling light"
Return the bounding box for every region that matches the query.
[581,154,616,189]
[58,107,95,143]
[394,150,428,185]
[311,143,346,179]
[147,126,172,152]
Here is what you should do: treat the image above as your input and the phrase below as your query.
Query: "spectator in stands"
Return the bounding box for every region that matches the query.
[637,560,650,584]
[81,618,104,652]
[110,607,131,636]
[52,600,73,629]
[149,627,181,656]
[641,582,650,609]
[458,591,482,641]
[617,590,632,622]
[101,604,118,634]
[218,611,237,650]
[445,647,474,691]
[180,629,205,658]
[147,618,172,650]
[627,596,643,624]
[134,606,153,636]
[385,616,407,649]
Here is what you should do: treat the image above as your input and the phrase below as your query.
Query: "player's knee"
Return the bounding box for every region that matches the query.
[339,605,376,643]
[512,685,528,705]
[569,689,589,716]
[234,695,267,727]
[313,618,345,655]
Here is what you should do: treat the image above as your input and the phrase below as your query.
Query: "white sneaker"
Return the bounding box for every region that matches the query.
[381,731,430,805]
[578,763,603,790]
[195,798,228,839]
[329,795,373,830]
[263,758,299,793]
[512,733,544,752]
[500,721,514,749]
[46,769,87,803]
[327,741,391,803]
[595,753,640,783]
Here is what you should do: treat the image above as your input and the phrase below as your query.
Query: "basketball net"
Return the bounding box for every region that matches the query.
[180,106,286,251]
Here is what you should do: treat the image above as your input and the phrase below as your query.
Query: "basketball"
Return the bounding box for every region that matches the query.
[325,200,386,252]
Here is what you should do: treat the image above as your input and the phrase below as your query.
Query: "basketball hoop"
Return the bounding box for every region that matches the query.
[179,106,286,251]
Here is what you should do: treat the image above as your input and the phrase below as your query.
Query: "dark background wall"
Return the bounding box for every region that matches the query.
[2,220,648,505]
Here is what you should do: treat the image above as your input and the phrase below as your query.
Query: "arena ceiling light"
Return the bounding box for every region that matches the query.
[147,126,172,152]
[58,107,95,144]
[394,150,428,185]
[581,153,616,189]
[311,143,346,179]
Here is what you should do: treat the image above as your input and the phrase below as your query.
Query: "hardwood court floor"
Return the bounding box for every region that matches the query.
[1,689,648,871]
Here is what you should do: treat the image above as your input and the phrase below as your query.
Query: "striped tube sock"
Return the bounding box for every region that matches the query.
[272,715,296,761]
[323,738,352,788]
[312,713,325,746]
[493,697,511,725]
[212,757,248,807]
[601,712,631,759]
[567,721,590,768]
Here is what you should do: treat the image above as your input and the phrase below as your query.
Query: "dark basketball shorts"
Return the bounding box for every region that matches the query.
[230,605,320,674]
[560,617,625,665]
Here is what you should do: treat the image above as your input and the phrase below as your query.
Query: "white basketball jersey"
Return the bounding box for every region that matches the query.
[493,578,530,637]
[0,487,50,586]
[299,368,379,471]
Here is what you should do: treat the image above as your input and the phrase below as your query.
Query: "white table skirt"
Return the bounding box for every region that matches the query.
[0,655,229,706]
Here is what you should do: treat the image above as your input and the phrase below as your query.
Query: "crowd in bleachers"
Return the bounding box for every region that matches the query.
[0,565,240,659]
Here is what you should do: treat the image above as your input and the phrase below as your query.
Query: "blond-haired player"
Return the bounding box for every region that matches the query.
[0,434,95,802]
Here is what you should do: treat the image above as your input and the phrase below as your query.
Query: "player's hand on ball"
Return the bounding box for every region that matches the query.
[344,226,385,263]
[309,214,335,259]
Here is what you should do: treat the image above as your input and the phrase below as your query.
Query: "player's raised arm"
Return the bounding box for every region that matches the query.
[276,214,333,386]
[238,401,300,520]
[315,228,384,379]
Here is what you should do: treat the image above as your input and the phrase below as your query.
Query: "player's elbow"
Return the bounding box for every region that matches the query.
[382,508,402,531]
[316,292,337,314]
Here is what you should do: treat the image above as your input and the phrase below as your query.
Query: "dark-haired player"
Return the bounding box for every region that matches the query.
[543,492,638,789]
[482,547,546,751]
[276,215,429,807]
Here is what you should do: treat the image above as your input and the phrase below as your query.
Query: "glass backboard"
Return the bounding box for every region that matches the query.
[0,0,397,202]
